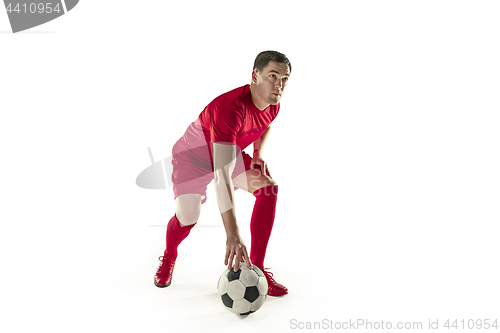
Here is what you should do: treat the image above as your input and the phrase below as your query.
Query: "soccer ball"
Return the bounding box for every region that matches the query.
[217,264,268,315]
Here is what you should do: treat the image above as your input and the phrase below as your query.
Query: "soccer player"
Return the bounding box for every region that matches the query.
[154,51,291,297]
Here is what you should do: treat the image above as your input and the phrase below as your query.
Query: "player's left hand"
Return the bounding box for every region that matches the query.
[251,156,272,179]
[225,235,252,272]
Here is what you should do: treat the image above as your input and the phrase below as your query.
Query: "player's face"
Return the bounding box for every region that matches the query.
[252,61,290,109]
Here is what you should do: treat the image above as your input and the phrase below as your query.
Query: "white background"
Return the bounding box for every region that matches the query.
[1,1,499,332]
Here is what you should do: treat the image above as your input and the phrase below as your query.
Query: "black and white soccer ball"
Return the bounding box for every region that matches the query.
[217,264,268,315]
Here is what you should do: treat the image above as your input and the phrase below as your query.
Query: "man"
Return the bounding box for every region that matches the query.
[154,50,291,297]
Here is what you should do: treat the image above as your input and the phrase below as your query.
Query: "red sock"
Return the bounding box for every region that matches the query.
[250,184,278,269]
[164,214,196,260]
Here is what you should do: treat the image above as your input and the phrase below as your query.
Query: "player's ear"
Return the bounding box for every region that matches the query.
[251,69,258,83]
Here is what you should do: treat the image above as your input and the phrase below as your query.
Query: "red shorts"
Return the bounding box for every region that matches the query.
[171,148,253,204]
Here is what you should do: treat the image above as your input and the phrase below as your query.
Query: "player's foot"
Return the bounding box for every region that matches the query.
[154,255,175,288]
[262,268,288,296]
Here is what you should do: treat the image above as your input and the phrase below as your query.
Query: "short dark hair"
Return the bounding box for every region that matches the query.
[253,50,292,73]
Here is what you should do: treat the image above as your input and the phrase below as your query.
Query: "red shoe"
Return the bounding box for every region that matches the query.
[262,268,288,296]
[154,256,175,288]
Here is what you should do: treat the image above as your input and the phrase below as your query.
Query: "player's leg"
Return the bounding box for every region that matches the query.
[155,151,210,288]
[232,167,276,194]
[232,156,287,296]
[155,193,202,288]
[165,193,201,258]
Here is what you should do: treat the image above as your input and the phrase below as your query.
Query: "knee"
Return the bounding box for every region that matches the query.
[253,183,278,197]
[175,194,202,226]
[176,206,200,226]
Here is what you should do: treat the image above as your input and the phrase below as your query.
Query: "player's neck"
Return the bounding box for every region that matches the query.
[249,84,270,111]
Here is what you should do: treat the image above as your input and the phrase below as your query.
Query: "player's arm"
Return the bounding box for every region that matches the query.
[212,142,252,272]
[251,125,272,177]
[253,125,271,158]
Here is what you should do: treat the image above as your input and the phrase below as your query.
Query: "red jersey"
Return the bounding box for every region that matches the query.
[172,85,280,168]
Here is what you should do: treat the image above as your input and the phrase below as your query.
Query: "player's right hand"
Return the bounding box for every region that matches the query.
[225,235,252,272]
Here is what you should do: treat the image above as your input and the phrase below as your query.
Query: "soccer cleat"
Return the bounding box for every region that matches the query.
[262,268,288,296]
[154,256,175,288]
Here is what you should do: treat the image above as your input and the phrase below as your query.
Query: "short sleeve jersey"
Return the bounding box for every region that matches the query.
[173,85,279,168]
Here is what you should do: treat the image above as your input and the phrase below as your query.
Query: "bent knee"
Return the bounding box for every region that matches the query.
[176,203,200,225]
[253,182,278,196]
[175,195,201,226]
[176,210,199,226]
